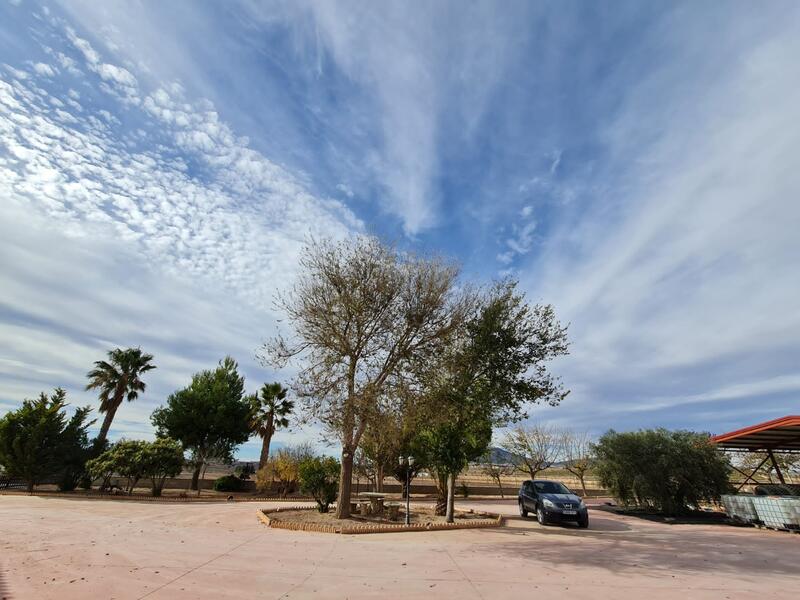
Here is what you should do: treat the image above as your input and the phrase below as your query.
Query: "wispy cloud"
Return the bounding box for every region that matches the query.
[1,0,798,452]
[524,4,800,434]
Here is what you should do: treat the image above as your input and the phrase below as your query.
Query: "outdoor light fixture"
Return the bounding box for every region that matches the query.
[400,456,414,525]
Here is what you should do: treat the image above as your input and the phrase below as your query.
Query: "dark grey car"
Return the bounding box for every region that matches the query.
[518,480,589,528]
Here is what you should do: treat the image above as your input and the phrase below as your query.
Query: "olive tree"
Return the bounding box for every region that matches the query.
[140,438,184,496]
[593,429,732,515]
[86,439,147,494]
[265,237,469,518]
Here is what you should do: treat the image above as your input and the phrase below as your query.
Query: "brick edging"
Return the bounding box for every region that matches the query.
[257,506,504,534]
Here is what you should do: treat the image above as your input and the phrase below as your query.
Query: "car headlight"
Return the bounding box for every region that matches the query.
[542,499,555,508]
[578,500,586,509]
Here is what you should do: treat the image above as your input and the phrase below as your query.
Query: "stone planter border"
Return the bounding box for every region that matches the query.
[258,505,504,534]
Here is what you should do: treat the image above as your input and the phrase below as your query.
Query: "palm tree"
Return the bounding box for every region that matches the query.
[250,383,294,469]
[86,347,156,448]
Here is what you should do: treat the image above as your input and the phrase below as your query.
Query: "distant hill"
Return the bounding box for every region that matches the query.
[474,447,568,468]
[480,447,520,465]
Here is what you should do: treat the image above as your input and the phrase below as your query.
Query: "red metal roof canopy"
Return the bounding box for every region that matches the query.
[711,415,800,452]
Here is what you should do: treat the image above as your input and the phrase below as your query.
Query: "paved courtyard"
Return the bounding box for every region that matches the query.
[1,495,798,599]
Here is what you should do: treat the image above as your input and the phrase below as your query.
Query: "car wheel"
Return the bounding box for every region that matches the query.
[578,515,589,529]
[519,501,528,518]
[537,507,547,525]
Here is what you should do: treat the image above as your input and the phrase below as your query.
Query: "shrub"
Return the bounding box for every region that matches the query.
[234,463,255,480]
[298,456,340,513]
[213,474,245,492]
[255,444,313,496]
[593,429,732,516]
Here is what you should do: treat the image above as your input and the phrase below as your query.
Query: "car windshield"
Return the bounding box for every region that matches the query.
[533,481,571,494]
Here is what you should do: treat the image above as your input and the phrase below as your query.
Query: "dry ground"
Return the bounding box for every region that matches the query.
[1,495,798,599]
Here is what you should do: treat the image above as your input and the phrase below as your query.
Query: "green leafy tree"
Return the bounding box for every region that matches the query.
[250,383,294,470]
[419,418,492,519]
[151,357,252,491]
[138,438,184,496]
[417,280,569,520]
[299,456,340,513]
[86,347,156,448]
[0,388,94,493]
[593,429,732,516]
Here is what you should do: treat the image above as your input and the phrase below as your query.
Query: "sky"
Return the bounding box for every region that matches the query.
[1,0,798,460]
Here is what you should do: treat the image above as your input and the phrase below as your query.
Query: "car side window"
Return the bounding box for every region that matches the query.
[522,482,532,494]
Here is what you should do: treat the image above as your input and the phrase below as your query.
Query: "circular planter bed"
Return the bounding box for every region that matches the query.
[257,505,504,534]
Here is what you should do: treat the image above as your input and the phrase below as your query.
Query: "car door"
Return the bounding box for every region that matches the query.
[529,482,540,510]
[521,482,535,511]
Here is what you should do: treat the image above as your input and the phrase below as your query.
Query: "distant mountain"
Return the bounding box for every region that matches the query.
[480,447,520,465]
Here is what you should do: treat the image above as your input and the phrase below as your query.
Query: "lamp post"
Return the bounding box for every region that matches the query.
[400,455,414,525]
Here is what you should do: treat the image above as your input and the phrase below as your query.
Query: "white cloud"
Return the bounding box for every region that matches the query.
[31,62,56,77]
[521,9,800,432]
[0,27,363,453]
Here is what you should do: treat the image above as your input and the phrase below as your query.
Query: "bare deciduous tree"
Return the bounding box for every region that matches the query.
[502,424,564,480]
[562,430,594,496]
[478,450,514,498]
[263,237,469,518]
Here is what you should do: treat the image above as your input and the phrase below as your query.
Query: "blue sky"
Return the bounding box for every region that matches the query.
[1,0,798,460]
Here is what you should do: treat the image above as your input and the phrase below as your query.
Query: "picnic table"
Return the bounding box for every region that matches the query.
[358,492,387,515]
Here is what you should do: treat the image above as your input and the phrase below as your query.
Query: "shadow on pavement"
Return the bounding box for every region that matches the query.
[502,512,633,533]
[477,517,800,578]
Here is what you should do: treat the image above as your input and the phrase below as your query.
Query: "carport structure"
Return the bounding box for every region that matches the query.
[712,415,800,489]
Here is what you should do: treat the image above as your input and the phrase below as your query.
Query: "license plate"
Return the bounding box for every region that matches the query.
[562,510,577,515]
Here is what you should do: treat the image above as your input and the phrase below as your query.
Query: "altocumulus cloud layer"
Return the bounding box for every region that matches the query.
[1,1,799,456]
[0,3,360,454]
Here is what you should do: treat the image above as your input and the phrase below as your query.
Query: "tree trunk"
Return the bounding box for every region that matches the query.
[580,476,587,497]
[95,405,118,449]
[434,472,448,516]
[190,463,202,491]
[497,477,504,498]
[27,480,34,494]
[445,473,456,523]
[335,447,354,519]
[258,429,273,470]
[375,464,384,492]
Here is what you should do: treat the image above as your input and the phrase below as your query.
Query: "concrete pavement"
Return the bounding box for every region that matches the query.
[1,496,798,599]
